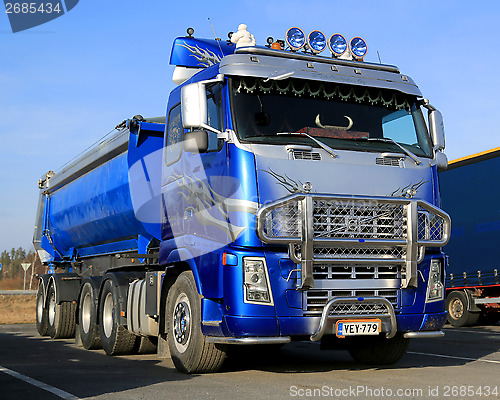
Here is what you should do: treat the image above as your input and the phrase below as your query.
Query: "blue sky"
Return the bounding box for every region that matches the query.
[0,0,499,252]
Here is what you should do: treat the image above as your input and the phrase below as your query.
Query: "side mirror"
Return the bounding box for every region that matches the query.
[183,130,208,153]
[181,82,207,129]
[429,109,445,151]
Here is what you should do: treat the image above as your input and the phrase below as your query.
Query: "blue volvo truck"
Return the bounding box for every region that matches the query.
[33,26,451,373]
[441,148,500,327]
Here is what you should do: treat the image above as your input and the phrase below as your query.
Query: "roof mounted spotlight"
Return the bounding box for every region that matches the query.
[266,36,274,48]
[350,36,368,60]
[285,27,306,51]
[186,27,195,37]
[328,33,347,57]
[307,30,327,54]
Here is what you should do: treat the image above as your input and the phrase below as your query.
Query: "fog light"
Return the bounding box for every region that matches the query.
[349,36,367,59]
[243,257,274,305]
[329,33,347,56]
[286,27,306,50]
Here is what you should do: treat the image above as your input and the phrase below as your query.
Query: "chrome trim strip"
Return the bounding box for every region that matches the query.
[310,296,397,342]
[474,297,500,304]
[403,331,444,339]
[205,336,291,345]
[202,321,222,327]
[302,196,314,288]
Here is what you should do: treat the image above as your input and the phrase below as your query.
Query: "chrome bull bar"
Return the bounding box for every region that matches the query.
[256,193,451,290]
[310,296,397,341]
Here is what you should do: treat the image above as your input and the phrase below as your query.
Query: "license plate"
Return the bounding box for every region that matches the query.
[335,319,381,338]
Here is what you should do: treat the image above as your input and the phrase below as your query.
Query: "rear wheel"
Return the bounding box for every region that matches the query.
[78,282,101,349]
[35,284,48,336]
[348,333,409,365]
[99,280,137,355]
[446,291,480,327]
[46,284,76,339]
[166,271,226,373]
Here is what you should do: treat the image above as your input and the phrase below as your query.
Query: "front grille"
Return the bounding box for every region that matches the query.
[257,193,450,290]
[304,290,398,316]
[292,244,405,261]
[313,264,401,280]
[313,199,406,239]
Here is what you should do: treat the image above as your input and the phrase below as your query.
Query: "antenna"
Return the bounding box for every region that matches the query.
[377,50,382,64]
[208,17,223,57]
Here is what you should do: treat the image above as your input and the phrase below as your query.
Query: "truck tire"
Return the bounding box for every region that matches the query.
[348,333,409,365]
[78,282,101,349]
[166,271,227,373]
[446,291,480,327]
[36,285,48,336]
[99,280,138,355]
[46,285,77,339]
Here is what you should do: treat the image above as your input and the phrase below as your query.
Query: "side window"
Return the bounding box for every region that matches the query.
[165,104,182,165]
[206,84,223,152]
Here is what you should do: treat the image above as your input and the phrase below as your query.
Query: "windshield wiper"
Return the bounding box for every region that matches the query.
[366,137,421,165]
[277,132,338,158]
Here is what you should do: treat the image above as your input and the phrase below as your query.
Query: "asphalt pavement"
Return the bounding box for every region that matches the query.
[0,323,499,400]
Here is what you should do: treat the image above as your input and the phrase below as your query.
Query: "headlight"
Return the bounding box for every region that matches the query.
[243,257,274,305]
[426,259,444,302]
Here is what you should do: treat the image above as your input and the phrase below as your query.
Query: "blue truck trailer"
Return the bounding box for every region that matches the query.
[440,148,500,327]
[33,25,451,373]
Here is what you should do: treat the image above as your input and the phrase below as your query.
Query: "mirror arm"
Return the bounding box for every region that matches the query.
[420,98,436,111]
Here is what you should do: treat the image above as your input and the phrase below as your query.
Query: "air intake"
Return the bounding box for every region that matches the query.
[376,158,400,167]
[293,151,321,161]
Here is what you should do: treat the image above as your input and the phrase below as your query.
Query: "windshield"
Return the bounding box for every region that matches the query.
[230,77,432,157]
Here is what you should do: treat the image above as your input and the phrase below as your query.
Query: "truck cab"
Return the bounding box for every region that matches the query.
[159,28,450,370]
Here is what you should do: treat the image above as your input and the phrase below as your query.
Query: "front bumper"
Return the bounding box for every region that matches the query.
[217,308,447,340]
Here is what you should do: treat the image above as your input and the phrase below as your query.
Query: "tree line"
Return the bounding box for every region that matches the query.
[0,247,46,290]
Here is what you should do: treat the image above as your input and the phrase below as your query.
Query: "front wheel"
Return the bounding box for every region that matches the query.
[99,280,137,355]
[166,271,226,373]
[348,333,409,365]
[446,291,479,327]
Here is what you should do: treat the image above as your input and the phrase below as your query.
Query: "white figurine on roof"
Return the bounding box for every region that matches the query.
[231,24,256,48]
